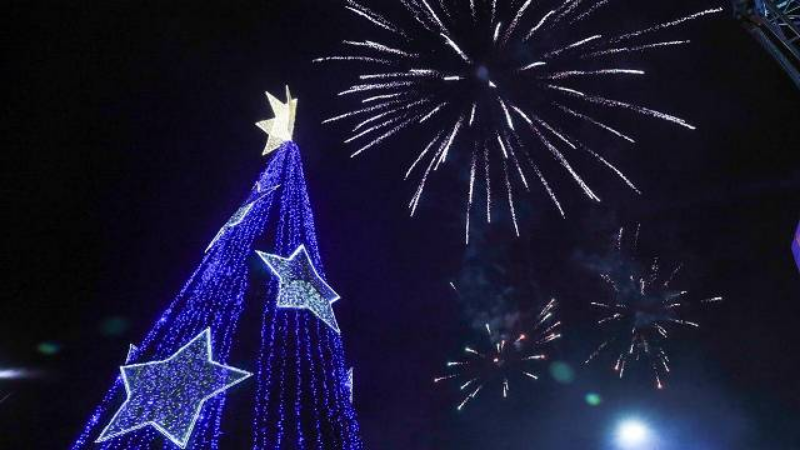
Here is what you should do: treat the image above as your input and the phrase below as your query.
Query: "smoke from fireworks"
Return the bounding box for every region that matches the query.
[435,294,561,411]
[317,0,722,242]
[585,225,723,389]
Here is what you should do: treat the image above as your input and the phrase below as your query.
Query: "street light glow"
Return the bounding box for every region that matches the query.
[616,418,653,449]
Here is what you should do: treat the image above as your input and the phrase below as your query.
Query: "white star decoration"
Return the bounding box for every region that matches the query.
[256,245,341,333]
[97,329,252,448]
[256,86,298,156]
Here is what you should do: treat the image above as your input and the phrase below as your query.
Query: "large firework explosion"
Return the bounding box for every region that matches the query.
[317,0,722,242]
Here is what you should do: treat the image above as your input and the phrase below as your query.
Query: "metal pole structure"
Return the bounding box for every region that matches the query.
[734,0,800,89]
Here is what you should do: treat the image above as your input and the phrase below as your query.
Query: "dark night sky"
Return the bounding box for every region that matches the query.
[2,0,799,449]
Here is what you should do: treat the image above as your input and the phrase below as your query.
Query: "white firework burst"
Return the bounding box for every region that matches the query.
[585,225,723,389]
[317,0,722,242]
[435,297,561,411]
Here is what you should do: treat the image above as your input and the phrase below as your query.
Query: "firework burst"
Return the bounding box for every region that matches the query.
[317,0,722,242]
[585,226,723,389]
[435,297,561,411]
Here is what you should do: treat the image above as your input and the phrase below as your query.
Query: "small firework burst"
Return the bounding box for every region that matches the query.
[435,298,561,411]
[585,225,723,389]
[317,0,722,242]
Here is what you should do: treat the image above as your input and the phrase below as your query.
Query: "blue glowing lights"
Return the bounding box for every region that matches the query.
[793,221,799,273]
[97,329,252,448]
[206,185,280,253]
[73,91,363,448]
[346,367,354,403]
[256,245,341,333]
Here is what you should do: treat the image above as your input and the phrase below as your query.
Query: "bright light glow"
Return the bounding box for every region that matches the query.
[616,419,652,449]
[0,369,38,380]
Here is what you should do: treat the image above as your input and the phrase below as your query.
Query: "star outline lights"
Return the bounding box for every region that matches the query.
[256,245,341,333]
[96,329,252,448]
[256,86,298,155]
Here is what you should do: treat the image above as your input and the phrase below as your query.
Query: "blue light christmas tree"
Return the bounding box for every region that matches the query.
[72,88,363,449]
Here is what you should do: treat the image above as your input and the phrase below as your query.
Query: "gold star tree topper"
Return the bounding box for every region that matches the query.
[256,86,298,155]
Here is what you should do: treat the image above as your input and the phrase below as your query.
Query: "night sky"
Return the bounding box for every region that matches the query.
[3,0,799,449]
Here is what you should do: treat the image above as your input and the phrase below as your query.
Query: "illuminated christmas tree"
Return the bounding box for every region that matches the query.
[72,88,363,449]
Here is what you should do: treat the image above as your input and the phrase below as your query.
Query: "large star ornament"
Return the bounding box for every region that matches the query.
[97,329,252,448]
[256,86,298,155]
[256,245,341,333]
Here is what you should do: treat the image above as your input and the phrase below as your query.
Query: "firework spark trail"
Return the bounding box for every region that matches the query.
[500,0,534,45]
[531,161,565,217]
[526,10,557,40]
[346,109,422,144]
[504,133,530,190]
[547,84,697,130]
[545,69,646,79]
[361,92,406,103]
[436,292,562,410]
[437,116,465,166]
[420,102,448,123]
[319,0,719,240]
[503,159,520,236]
[484,143,492,223]
[554,103,636,143]
[531,124,601,202]
[338,80,419,96]
[354,97,431,131]
[313,56,394,65]
[345,1,410,39]
[580,146,642,194]
[344,40,418,58]
[550,0,585,28]
[570,0,612,24]
[359,71,431,80]
[406,131,446,179]
[544,34,603,59]
[442,33,472,62]
[466,147,478,244]
[323,96,421,124]
[352,113,430,157]
[608,8,724,44]
[519,60,547,72]
[583,40,692,58]
[587,226,723,388]
[420,0,450,34]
